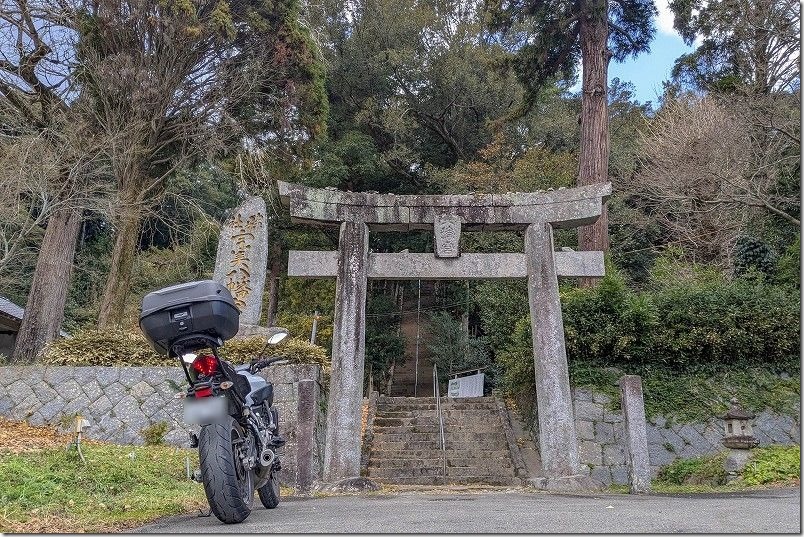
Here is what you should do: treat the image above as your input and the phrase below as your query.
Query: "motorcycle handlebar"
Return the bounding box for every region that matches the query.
[251,356,289,373]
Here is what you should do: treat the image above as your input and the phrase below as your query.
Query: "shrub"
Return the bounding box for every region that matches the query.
[562,266,656,367]
[220,336,330,374]
[41,330,169,366]
[275,311,334,353]
[426,311,495,387]
[473,280,528,352]
[649,277,799,370]
[775,237,800,289]
[486,264,801,423]
[742,445,800,485]
[140,422,169,446]
[656,452,728,486]
[733,236,778,276]
[41,328,329,372]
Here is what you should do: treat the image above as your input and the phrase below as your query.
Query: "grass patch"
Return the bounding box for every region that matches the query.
[653,445,800,492]
[656,452,728,486]
[0,443,206,532]
[742,445,801,486]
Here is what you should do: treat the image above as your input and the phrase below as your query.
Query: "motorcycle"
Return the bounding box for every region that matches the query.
[138,280,288,524]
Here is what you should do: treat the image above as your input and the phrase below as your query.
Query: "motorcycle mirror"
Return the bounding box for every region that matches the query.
[266,327,289,345]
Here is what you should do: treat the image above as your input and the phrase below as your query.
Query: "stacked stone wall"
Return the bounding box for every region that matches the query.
[0,364,325,486]
[570,387,801,485]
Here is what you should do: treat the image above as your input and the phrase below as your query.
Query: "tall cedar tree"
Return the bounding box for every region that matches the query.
[487,0,655,283]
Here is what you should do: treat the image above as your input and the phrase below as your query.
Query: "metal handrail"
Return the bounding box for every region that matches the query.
[433,365,447,483]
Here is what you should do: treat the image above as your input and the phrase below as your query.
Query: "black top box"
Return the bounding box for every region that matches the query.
[139,280,240,355]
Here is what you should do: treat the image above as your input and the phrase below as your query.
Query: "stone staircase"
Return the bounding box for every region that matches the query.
[364,395,522,486]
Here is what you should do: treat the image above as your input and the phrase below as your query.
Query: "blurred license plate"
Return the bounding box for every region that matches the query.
[184,396,227,425]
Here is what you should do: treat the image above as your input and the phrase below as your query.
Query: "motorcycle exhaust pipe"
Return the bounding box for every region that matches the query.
[259,448,275,467]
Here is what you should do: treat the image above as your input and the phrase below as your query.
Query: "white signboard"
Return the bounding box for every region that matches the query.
[447,373,485,398]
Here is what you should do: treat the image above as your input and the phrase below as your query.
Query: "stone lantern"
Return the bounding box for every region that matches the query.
[721,397,759,449]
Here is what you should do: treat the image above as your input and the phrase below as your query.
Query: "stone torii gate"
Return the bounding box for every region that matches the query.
[278,180,611,486]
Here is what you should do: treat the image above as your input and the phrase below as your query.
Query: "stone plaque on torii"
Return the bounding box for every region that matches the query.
[278,180,611,487]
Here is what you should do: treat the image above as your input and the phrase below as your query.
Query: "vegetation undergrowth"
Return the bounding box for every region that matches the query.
[491,260,800,427]
[0,444,206,533]
[653,445,800,491]
[657,451,729,486]
[568,364,800,423]
[38,330,329,371]
[742,445,801,486]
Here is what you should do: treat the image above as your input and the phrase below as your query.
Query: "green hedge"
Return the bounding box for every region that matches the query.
[561,271,800,371]
[40,329,329,371]
[484,266,800,424]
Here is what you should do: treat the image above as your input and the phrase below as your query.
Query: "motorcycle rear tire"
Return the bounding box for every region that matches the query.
[198,416,254,524]
[257,471,280,509]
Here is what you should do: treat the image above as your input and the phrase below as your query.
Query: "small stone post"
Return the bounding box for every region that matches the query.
[524,222,580,477]
[296,379,319,495]
[619,375,651,493]
[323,221,369,481]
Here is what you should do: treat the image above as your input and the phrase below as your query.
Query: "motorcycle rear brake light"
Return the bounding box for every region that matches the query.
[192,354,219,377]
[194,386,213,397]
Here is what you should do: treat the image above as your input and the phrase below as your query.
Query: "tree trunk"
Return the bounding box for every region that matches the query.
[97,205,143,328]
[12,207,83,363]
[265,258,281,327]
[578,0,611,287]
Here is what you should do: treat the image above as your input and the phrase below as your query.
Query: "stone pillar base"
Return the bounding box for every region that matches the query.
[313,477,380,494]
[527,475,605,493]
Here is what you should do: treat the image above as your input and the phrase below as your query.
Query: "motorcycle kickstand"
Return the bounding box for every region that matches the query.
[197,508,212,518]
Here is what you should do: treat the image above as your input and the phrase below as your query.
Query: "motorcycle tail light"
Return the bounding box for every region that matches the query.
[194,386,213,397]
[192,354,219,377]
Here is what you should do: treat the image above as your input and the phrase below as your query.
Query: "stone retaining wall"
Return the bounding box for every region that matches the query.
[0,364,325,487]
[570,387,801,486]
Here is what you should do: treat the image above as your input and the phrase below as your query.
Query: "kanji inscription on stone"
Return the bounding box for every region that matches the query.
[213,196,268,325]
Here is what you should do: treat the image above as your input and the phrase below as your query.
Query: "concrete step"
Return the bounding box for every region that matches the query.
[376,409,500,418]
[372,476,520,486]
[373,424,444,434]
[373,415,503,427]
[369,458,511,468]
[368,449,513,460]
[382,396,493,404]
[372,427,508,449]
[377,402,499,412]
[368,468,519,485]
[366,395,518,487]
[373,425,502,435]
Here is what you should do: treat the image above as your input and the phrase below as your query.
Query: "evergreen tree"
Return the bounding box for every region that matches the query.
[486,0,656,277]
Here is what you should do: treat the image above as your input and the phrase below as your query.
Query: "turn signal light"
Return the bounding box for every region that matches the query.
[192,354,219,377]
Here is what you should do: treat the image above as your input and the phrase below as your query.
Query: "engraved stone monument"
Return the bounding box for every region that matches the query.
[213,196,268,327]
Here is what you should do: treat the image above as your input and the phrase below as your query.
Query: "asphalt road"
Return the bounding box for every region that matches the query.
[135,487,801,533]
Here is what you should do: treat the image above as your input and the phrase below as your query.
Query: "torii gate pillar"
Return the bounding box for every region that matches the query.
[525,222,580,476]
[323,221,369,481]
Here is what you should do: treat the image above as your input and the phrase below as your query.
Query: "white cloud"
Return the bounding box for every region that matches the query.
[655,0,705,46]
[654,0,677,35]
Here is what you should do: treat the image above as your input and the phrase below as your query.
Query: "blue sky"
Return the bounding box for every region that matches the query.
[572,0,698,108]
[609,31,697,107]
